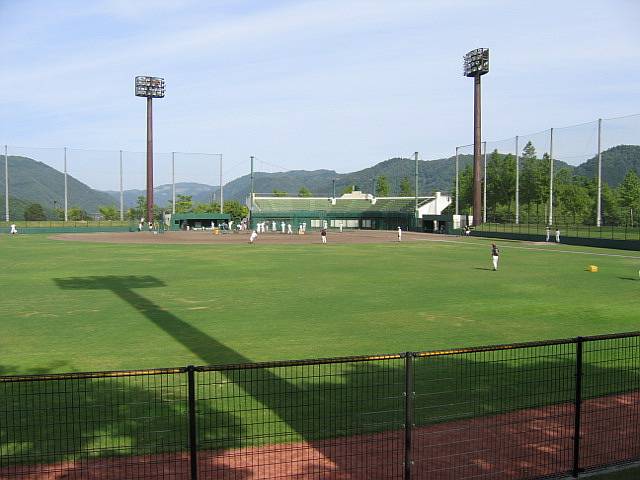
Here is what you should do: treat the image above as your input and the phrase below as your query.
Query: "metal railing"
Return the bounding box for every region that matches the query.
[1,332,639,479]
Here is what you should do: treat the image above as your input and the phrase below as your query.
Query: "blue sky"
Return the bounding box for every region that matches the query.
[0,0,639,190]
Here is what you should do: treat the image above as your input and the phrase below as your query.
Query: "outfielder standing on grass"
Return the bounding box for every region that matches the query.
[249,230,258,244]
[491,243,500,271]
[321,228,327,244]
[397,226,402,242]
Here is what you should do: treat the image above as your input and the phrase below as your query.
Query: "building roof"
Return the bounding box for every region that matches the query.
[253,196,433,214]
[172,213,231,220]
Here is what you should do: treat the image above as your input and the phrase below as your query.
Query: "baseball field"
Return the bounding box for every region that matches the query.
[1,230,639,479]
[1,230,639,374]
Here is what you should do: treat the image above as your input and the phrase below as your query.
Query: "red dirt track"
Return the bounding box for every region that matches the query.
[2,392,638,479]
[50,230,452,245]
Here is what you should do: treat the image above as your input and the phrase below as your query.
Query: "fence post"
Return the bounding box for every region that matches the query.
[404,353,414,480]
[187,365,198,480]
[572,338,584,478]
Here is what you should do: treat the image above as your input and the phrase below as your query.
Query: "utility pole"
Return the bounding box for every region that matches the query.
[332,179,336,198]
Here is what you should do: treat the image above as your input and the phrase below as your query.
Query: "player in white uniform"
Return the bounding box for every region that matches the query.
[397,226,402,242]
[10,223,17,234]
[249,230,258,244]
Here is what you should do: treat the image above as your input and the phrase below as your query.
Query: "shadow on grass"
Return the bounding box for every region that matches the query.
[0,275,637,478]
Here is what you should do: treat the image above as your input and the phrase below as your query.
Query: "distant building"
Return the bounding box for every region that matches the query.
[249,189,451,231]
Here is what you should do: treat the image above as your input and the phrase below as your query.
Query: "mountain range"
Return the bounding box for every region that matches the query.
[2,145,639,217]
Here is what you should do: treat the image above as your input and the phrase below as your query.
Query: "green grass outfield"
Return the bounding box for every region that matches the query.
[1,233,639,374]
[1,233,640,469]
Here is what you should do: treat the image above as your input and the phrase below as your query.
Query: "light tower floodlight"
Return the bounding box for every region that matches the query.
[463,48,489,77]
[135,76,166,98]
[135,75,165,226]
[463,48,489,226]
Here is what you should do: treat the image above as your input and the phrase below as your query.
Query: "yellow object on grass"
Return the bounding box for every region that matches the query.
[588,265,598,272]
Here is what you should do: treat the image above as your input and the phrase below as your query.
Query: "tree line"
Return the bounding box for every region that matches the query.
[451,141,640,226]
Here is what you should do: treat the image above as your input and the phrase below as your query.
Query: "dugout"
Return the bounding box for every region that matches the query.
[170,213,231,231]
[422,214,454,234]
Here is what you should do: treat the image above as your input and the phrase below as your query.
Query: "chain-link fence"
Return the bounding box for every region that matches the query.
[1,332,639,479]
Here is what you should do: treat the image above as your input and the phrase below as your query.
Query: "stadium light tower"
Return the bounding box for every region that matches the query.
[135,75,165,225]
[463,48,489,225]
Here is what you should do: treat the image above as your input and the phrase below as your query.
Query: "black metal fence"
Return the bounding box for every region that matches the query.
[476,215,640,241]
[1,332,639,479]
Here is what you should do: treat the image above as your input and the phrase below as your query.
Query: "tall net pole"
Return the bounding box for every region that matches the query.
[515,136,519,224]
[172,152,176,215]
[548,128,554,226]
[483,141,487,223]
[250,155,254,222]
[414,151,419,222]
[455,147,459,215]
[597,119,602,227]
[4,145,8,222]
[219,154,223,214]
[64,146,68,221]
[119,150,124,221]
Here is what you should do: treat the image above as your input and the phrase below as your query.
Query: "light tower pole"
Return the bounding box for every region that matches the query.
[135,76,165,225]
[463,48,489,226]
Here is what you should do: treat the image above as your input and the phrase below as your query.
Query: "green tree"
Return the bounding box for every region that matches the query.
[341,185,354,195]
[192,201,220,213]
[486,150,516,218]
[618,171,640,215]
[175,194,193,213]
[98,205,119,220]
[68,207,89,221]
[223,200,249,221]
[399,177,414,197]
[601,183,621,225]
[272,190,287,197]
[519,142,551,221]
[556,177,592,224]
[126,208,138,221]
[375,176,390,197]
[298,187,312,197]
[24,203,46,221]
[455,165,473,214]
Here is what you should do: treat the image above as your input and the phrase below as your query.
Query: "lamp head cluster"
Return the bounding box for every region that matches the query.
[135,76,165,98]
[463,48,489,77]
